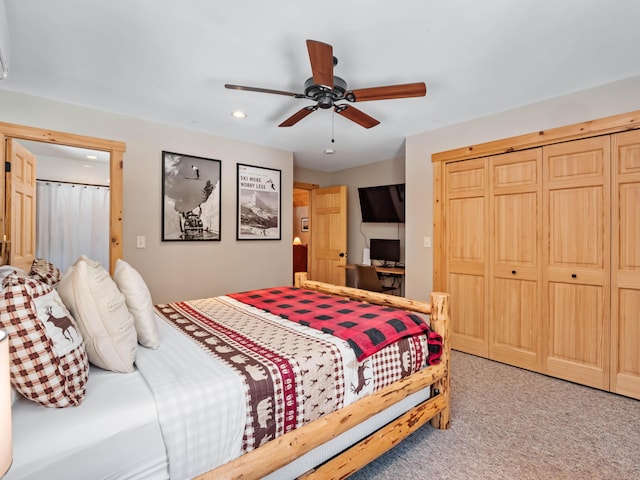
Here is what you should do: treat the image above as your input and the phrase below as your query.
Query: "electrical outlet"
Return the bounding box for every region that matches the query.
[424,236,431,248]
[136,235,146,249]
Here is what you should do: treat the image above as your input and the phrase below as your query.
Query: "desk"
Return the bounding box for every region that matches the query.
[342,264,405,275]
[342,264,405,295]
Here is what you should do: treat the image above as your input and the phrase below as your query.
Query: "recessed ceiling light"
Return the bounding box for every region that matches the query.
[231,110,247,119]
[86,154,98,160]
[324,148,335,154]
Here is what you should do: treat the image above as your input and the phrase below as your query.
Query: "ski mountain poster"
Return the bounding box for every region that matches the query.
[236,164,281,240]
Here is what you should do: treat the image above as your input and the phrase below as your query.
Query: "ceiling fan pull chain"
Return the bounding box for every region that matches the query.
[331,110,335,143]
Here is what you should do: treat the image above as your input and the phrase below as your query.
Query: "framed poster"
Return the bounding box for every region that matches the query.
[301,217,309,232]
[236,163,281,240]
[162,151,221,241]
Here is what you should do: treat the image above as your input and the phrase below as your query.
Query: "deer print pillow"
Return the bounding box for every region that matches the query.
[0,272,89,407]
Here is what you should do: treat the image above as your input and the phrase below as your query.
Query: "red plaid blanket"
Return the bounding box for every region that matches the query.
[228,286,442,362]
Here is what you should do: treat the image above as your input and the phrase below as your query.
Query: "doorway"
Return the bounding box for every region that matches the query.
[0,121,125,274]
[20,140,111,272]
[292,182,317,281]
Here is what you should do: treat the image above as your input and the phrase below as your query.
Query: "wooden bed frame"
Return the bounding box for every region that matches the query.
[196,273,451,480]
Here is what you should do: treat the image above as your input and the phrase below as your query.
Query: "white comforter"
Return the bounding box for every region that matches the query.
[135,315,246,480]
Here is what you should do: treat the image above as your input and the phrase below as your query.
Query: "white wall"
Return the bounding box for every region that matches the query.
[404,74,640,301]
[0,89,294,303]
[35,154,110,186]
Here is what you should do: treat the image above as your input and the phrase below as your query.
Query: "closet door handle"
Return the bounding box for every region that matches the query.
[571,273,577,279]
[511,270,517,275]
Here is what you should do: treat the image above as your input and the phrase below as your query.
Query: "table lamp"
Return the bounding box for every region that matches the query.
[0,330,11,477]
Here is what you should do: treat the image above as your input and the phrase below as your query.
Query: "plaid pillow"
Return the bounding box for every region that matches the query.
[29,258,62,287]
[0,272,89,407]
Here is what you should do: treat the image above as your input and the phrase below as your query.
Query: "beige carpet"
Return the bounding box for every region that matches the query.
[348,351,640,479]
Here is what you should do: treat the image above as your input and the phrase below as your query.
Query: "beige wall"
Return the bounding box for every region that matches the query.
[330,157,405,286]
[5,73,640,304]
[404,74,640,301]
[295,75,640,301]
[294,157,405,287]
[0,90,293,303]
[292,205,309,245]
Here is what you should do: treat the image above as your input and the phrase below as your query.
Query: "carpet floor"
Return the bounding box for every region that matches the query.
[347,351,640,480]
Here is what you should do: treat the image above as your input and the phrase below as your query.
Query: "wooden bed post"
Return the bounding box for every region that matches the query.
[429,292,450,429]
[294,271,308,287]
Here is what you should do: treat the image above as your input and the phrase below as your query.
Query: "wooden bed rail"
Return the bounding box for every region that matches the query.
[294,273,432,315]
[195,273,450,480]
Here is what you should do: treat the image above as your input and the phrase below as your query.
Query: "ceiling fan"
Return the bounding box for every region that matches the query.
[225,39,427,129]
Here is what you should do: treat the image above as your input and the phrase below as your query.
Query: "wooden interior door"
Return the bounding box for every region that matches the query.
[543,136,610,390]
[611,130,640,399]
[309,185,347,285]
[489,149,542,371]
[6,139,36,271]
[444,158,489,356]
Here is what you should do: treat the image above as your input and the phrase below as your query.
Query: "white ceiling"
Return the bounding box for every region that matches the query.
[2,0,640,172]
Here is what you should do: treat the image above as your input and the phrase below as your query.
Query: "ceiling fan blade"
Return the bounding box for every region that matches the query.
[306,39,334,89]
[279,106,318,127]
[346,82,427,102]
[225,84,301,97]
[334,105,380,129]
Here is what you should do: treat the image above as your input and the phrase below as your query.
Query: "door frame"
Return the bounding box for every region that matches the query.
[0,122,126,274]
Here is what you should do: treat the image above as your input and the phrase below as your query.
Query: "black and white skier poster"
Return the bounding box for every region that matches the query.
[162,151,221,241]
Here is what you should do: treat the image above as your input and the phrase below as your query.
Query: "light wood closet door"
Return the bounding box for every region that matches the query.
[611,131,640,399]
[489,149,542,371]
[543,136,610,390]
[445,158,489,356]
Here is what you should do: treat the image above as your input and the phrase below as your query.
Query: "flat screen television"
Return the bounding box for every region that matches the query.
[358,183,405,223]
[369,238,401,264]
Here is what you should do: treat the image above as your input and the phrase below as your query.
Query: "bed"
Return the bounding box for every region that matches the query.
[6,271,450,480]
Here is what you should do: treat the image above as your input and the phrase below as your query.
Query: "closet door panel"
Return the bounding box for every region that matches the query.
[611,131,640,399]
[448,272,486,354]
[489,150,542,371]
[547,186,605,270]
[445,159,489,356]
[492,277,537,352]
[547,282,606,386]
[543,137,610,390]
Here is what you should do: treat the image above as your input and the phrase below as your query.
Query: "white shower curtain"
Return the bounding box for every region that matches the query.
[36,181,110,273]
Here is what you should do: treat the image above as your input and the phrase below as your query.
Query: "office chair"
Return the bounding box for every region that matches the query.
[355,264,398,295]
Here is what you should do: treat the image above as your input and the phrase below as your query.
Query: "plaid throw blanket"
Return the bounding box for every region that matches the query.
[228,286,442,362]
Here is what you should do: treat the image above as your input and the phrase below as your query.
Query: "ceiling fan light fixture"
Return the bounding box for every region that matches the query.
[231,110,247,119]
[226,39,426,129]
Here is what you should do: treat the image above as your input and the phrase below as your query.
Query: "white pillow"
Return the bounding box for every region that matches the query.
[113,259,160,349]
[57,256,137,373]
